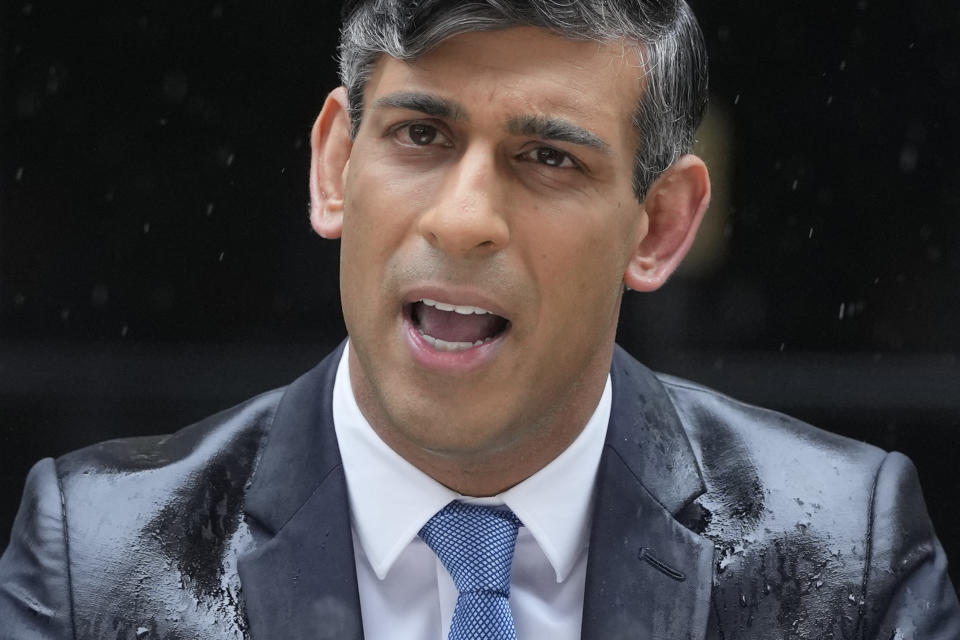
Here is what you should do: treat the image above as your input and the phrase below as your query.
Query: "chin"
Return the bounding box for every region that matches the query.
[397,401,521,456]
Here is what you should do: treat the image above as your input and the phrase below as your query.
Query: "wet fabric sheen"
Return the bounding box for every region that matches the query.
[0,344,957,639]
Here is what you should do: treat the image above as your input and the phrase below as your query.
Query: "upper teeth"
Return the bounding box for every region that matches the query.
[420,298,492,315]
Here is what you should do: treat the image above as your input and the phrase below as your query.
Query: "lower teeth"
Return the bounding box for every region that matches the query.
[419,330,492,352]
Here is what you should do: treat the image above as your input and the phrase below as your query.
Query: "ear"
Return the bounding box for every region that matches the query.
[623,154,711,292]
[309,86,353,239]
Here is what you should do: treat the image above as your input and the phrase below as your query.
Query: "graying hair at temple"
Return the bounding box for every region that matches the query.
[338,0,709,201]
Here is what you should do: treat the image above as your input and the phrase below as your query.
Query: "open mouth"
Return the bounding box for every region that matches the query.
[406,298,510,352]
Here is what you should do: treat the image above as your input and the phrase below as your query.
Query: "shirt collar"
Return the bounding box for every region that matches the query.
[332,341,611,583]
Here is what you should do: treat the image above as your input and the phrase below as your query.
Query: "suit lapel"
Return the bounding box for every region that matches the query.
[235,343,712,639]
[238,343,364,640]
[581,346,714,640]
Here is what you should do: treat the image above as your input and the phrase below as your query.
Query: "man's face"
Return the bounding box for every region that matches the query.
[335,27,651,475]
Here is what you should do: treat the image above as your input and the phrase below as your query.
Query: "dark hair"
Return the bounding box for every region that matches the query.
[338,0,708,200]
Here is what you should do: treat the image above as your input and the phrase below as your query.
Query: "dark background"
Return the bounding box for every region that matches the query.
[2,0,958,583]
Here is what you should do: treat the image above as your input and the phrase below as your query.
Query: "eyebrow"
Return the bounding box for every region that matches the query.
[373,91,609,152]
[373,92,468,121]
[507,114,610,152]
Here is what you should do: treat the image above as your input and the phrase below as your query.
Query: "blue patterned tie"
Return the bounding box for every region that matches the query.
[419,502,523,640]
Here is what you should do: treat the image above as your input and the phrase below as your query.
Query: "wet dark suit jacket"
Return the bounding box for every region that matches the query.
[2,344,958,639]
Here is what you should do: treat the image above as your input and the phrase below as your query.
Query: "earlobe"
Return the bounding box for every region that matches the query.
[623,154,711,292]
[309,86,353,239]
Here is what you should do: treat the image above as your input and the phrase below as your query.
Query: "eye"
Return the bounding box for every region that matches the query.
[520,146,580,169]
[393,123,452,147]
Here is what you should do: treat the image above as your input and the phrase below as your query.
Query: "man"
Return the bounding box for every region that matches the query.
[1,0,958,638]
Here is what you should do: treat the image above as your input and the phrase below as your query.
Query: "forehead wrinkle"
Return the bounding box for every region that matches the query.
[373,91,469,121]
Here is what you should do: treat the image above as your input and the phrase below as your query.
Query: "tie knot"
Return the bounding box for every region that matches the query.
[419,502,522,596]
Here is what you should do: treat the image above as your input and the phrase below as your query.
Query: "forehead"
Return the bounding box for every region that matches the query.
[363,27,645,146]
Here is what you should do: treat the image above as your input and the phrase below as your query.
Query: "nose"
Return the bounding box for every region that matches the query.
[417,147,510,257]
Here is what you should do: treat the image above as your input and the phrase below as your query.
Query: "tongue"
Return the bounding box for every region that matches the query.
[416,304,503,343]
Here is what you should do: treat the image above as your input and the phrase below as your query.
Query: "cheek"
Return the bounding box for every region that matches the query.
[528,220,633,338]
[343,153,440,239]
[342,174,414,264]
[338,187,395,319]
[530,214,634,289]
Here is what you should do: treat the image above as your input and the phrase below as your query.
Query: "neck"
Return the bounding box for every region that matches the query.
[350,349,611,497]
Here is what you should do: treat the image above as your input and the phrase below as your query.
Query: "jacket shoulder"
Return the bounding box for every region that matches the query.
[657,373,887,557]
[55,387,286,640]
[655,374,959,638]
[656,372,887,496]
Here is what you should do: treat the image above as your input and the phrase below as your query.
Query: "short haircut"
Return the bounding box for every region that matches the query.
[338,0,708,201]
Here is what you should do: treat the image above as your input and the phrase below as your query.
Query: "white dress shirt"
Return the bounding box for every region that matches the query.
[332,342,611,640]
